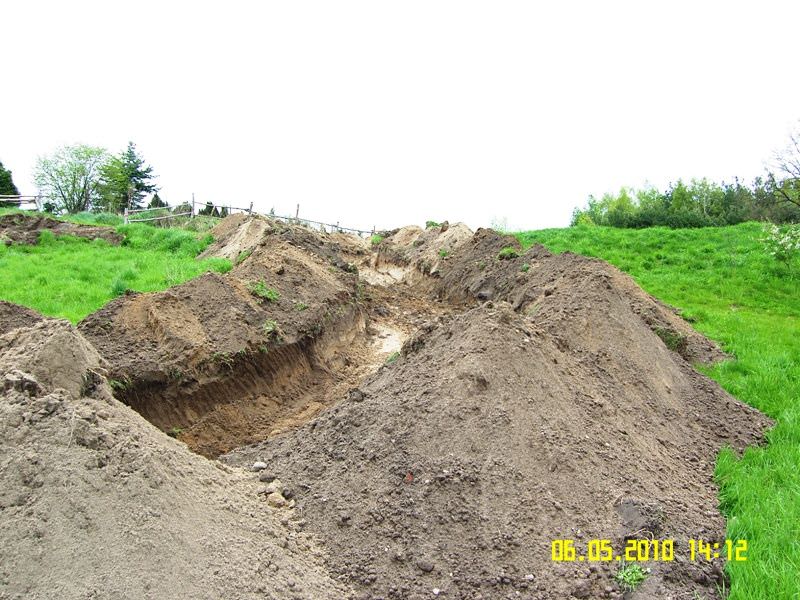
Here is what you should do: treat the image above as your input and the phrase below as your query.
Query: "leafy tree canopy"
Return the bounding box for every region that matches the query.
[34,145,109,214]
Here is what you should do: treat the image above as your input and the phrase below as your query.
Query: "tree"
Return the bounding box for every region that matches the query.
[767,122,800,210]
[0,161,20,196]
[34,145,109,214]
[149,192,167,208]
[99,142,158,212]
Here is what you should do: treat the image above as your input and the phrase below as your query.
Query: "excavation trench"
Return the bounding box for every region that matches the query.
[112,301,414,458]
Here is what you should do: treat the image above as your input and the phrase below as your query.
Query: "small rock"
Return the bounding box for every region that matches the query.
[476,290,493,301]
[264,479,284,495]
[275,265,285,275]
[251,461,268,472]
[267,492,287,508]
[258,472,276,483]
[348,388,365,402]
[417,560,435,573]
[433,588,441,596]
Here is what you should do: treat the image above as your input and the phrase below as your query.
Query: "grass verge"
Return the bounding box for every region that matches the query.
[0,221,231,323]
[516,222,800,599]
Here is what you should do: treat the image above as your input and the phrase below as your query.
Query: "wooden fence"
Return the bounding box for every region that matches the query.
[0,195,42,210]
[124,200,376,237]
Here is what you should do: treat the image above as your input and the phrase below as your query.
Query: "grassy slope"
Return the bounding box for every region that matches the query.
[516,222,799,599]
[0,216,231,323]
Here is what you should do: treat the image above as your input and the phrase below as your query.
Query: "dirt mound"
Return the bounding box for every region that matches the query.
[198,213,274,261]
[432,228,728,364]
[0,312,349,599]
[223,228,770,599]
[0,300,44,335]
[367,222,473,284]
[79,219,368,457]
[0,213,123,245]
[200,214,369,268]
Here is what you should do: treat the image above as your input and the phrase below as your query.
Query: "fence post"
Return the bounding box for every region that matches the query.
[248,201,253,215]
[124,208,129,224]
[295,203,299,221]
[192,194,195,218]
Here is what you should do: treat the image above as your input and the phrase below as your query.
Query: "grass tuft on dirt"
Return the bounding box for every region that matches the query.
[0,222,231,323]
[516,222,800,600]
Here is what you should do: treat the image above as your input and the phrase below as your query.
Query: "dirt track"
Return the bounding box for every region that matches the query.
[0,215,772,599]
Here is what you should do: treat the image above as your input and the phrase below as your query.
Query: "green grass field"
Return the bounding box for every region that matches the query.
[0,213,231,322]
[516,222,800,599]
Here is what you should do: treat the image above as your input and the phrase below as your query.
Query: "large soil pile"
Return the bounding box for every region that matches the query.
[223,225,771,599]
[0,306,348,599]
[0,213,123,245]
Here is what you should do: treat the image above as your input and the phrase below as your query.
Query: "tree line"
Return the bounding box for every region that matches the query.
[571,177,800,228]
[27,142,161,214]
[571,123,800,228]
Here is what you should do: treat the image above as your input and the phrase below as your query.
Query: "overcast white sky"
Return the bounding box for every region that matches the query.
[4,1,800,231]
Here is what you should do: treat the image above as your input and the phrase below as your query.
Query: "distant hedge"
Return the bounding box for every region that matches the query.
[572,178,800,228]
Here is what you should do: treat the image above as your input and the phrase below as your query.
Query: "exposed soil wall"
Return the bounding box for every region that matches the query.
[79,220,368,457]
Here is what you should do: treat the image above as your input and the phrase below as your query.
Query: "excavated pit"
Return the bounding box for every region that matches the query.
[2,215,773,599]
[78,217,395,457]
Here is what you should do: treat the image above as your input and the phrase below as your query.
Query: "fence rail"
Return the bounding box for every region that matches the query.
[123,199,375,237]
[0,195,42,210]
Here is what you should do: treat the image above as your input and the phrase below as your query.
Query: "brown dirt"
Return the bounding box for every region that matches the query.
[1,215,773,600]
[0,301,44,335]
[0,213,123,245]
[367,221,474,284]
[78,217,374,457]
[221,224,771,600]
[0,314,348,600]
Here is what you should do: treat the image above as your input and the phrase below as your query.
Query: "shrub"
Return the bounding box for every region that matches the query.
[262,319,279,336]
[762,223,800,267]
[425,220,441,229]
[370,234,384,246]
[248,280,279,301]
[614,564,649,592]
[438,248,450,258]
[498,246,519,260]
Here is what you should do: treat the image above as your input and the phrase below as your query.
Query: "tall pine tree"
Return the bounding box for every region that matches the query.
[99,142,158,212]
